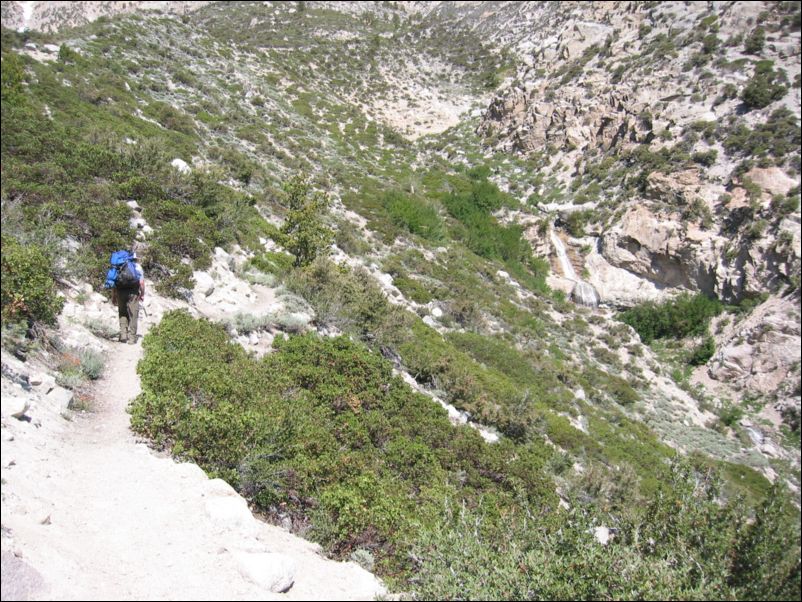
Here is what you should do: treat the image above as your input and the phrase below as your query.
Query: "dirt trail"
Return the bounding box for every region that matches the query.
[1,335,384,601]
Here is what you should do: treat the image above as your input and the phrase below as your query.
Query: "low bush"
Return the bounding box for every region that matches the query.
[688,335,716,366]
[741,60,789,110]
[384,190,444,241]
[410,463,800,601]
[0,235,65,325]
[722,108,800,159]
[130,311,561,575]
[619,293,722,344]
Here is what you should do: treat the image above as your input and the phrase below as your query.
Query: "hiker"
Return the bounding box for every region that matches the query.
[111,251,145,344]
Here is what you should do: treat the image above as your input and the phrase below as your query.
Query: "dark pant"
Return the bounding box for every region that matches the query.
[117,289,140,342]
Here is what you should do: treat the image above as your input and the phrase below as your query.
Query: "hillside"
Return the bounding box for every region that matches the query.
[2,1,800,600]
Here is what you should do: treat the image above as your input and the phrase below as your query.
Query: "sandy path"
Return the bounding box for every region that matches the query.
[1,336,384,601]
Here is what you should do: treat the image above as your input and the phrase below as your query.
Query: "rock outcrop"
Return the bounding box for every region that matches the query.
[705,295,801,414]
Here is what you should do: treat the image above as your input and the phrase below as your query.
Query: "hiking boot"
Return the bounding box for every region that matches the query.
[127,339,137,345]
[119,337,128,343]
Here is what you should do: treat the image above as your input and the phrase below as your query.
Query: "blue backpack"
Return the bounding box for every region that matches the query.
[104,250,138,290]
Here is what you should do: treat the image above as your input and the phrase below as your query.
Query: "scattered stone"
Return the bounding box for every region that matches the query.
[2,395,30,421]
[204,496,254,529]
[45,386,74,413]
[171,158,190,173]
[232,551,295,593]
[593,526,614,546]
[193,271,215,298]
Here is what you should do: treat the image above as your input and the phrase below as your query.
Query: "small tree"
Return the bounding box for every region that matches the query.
[280,176,333,267]
[1,236,64,325]
[741,61,789,110]
[744,26,765,54]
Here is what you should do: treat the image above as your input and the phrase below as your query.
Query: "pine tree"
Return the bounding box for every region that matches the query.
[280,176,333,268]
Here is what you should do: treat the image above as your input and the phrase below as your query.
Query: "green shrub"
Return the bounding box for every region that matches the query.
[131,311,563,576]
[143,101,197,136]
[741,61,789,110]
[411,461,799,601]
[692,149,718,166]
[718,402,744,427]
[280,176,334,268]
[384,190,443,241]
[442,174,538,284]
[392,274,433,304]
[247,251,294,277]
[744,26,765,54]
[79,347,105,380]
[1,235,64,325]
[564,209,597,237]
[723,108,800,159]
[688,336,716,366]
[619,293,723,344]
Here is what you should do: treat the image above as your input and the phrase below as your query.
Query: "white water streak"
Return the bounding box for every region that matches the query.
[21,1,35,31]
[550,228,577,280]
[550,227,600,307]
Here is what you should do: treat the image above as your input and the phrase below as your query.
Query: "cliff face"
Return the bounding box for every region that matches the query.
[472,1,801,431]
[478,1,800,303]
[1,1,210,32]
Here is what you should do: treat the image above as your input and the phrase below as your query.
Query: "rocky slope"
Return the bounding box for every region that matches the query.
[473,0,801,436]
[1,1,800,597]
[2,0,798,482]
[479,2,800,295]
[0,0,209,32]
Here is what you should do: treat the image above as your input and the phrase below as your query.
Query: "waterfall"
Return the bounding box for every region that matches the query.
[550,227,600,307]
[20,2,34,31]
[550,228,578,280]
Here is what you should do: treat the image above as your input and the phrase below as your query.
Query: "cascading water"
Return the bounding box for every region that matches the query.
[20,1,34,32]
[550,228,578,280]
[550,228,600,307]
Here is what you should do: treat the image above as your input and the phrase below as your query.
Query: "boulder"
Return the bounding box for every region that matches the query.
[204,496,254,529]
[28,371,56,393]
[1,551,46,601]
[205,477,239,497]
[593,526,614,546]
[193,271,215,298]
[231,551,295,593]
[745,166,798,198]
[171,158,191,174]
[2,395,30,420]
[45,386,74,412]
